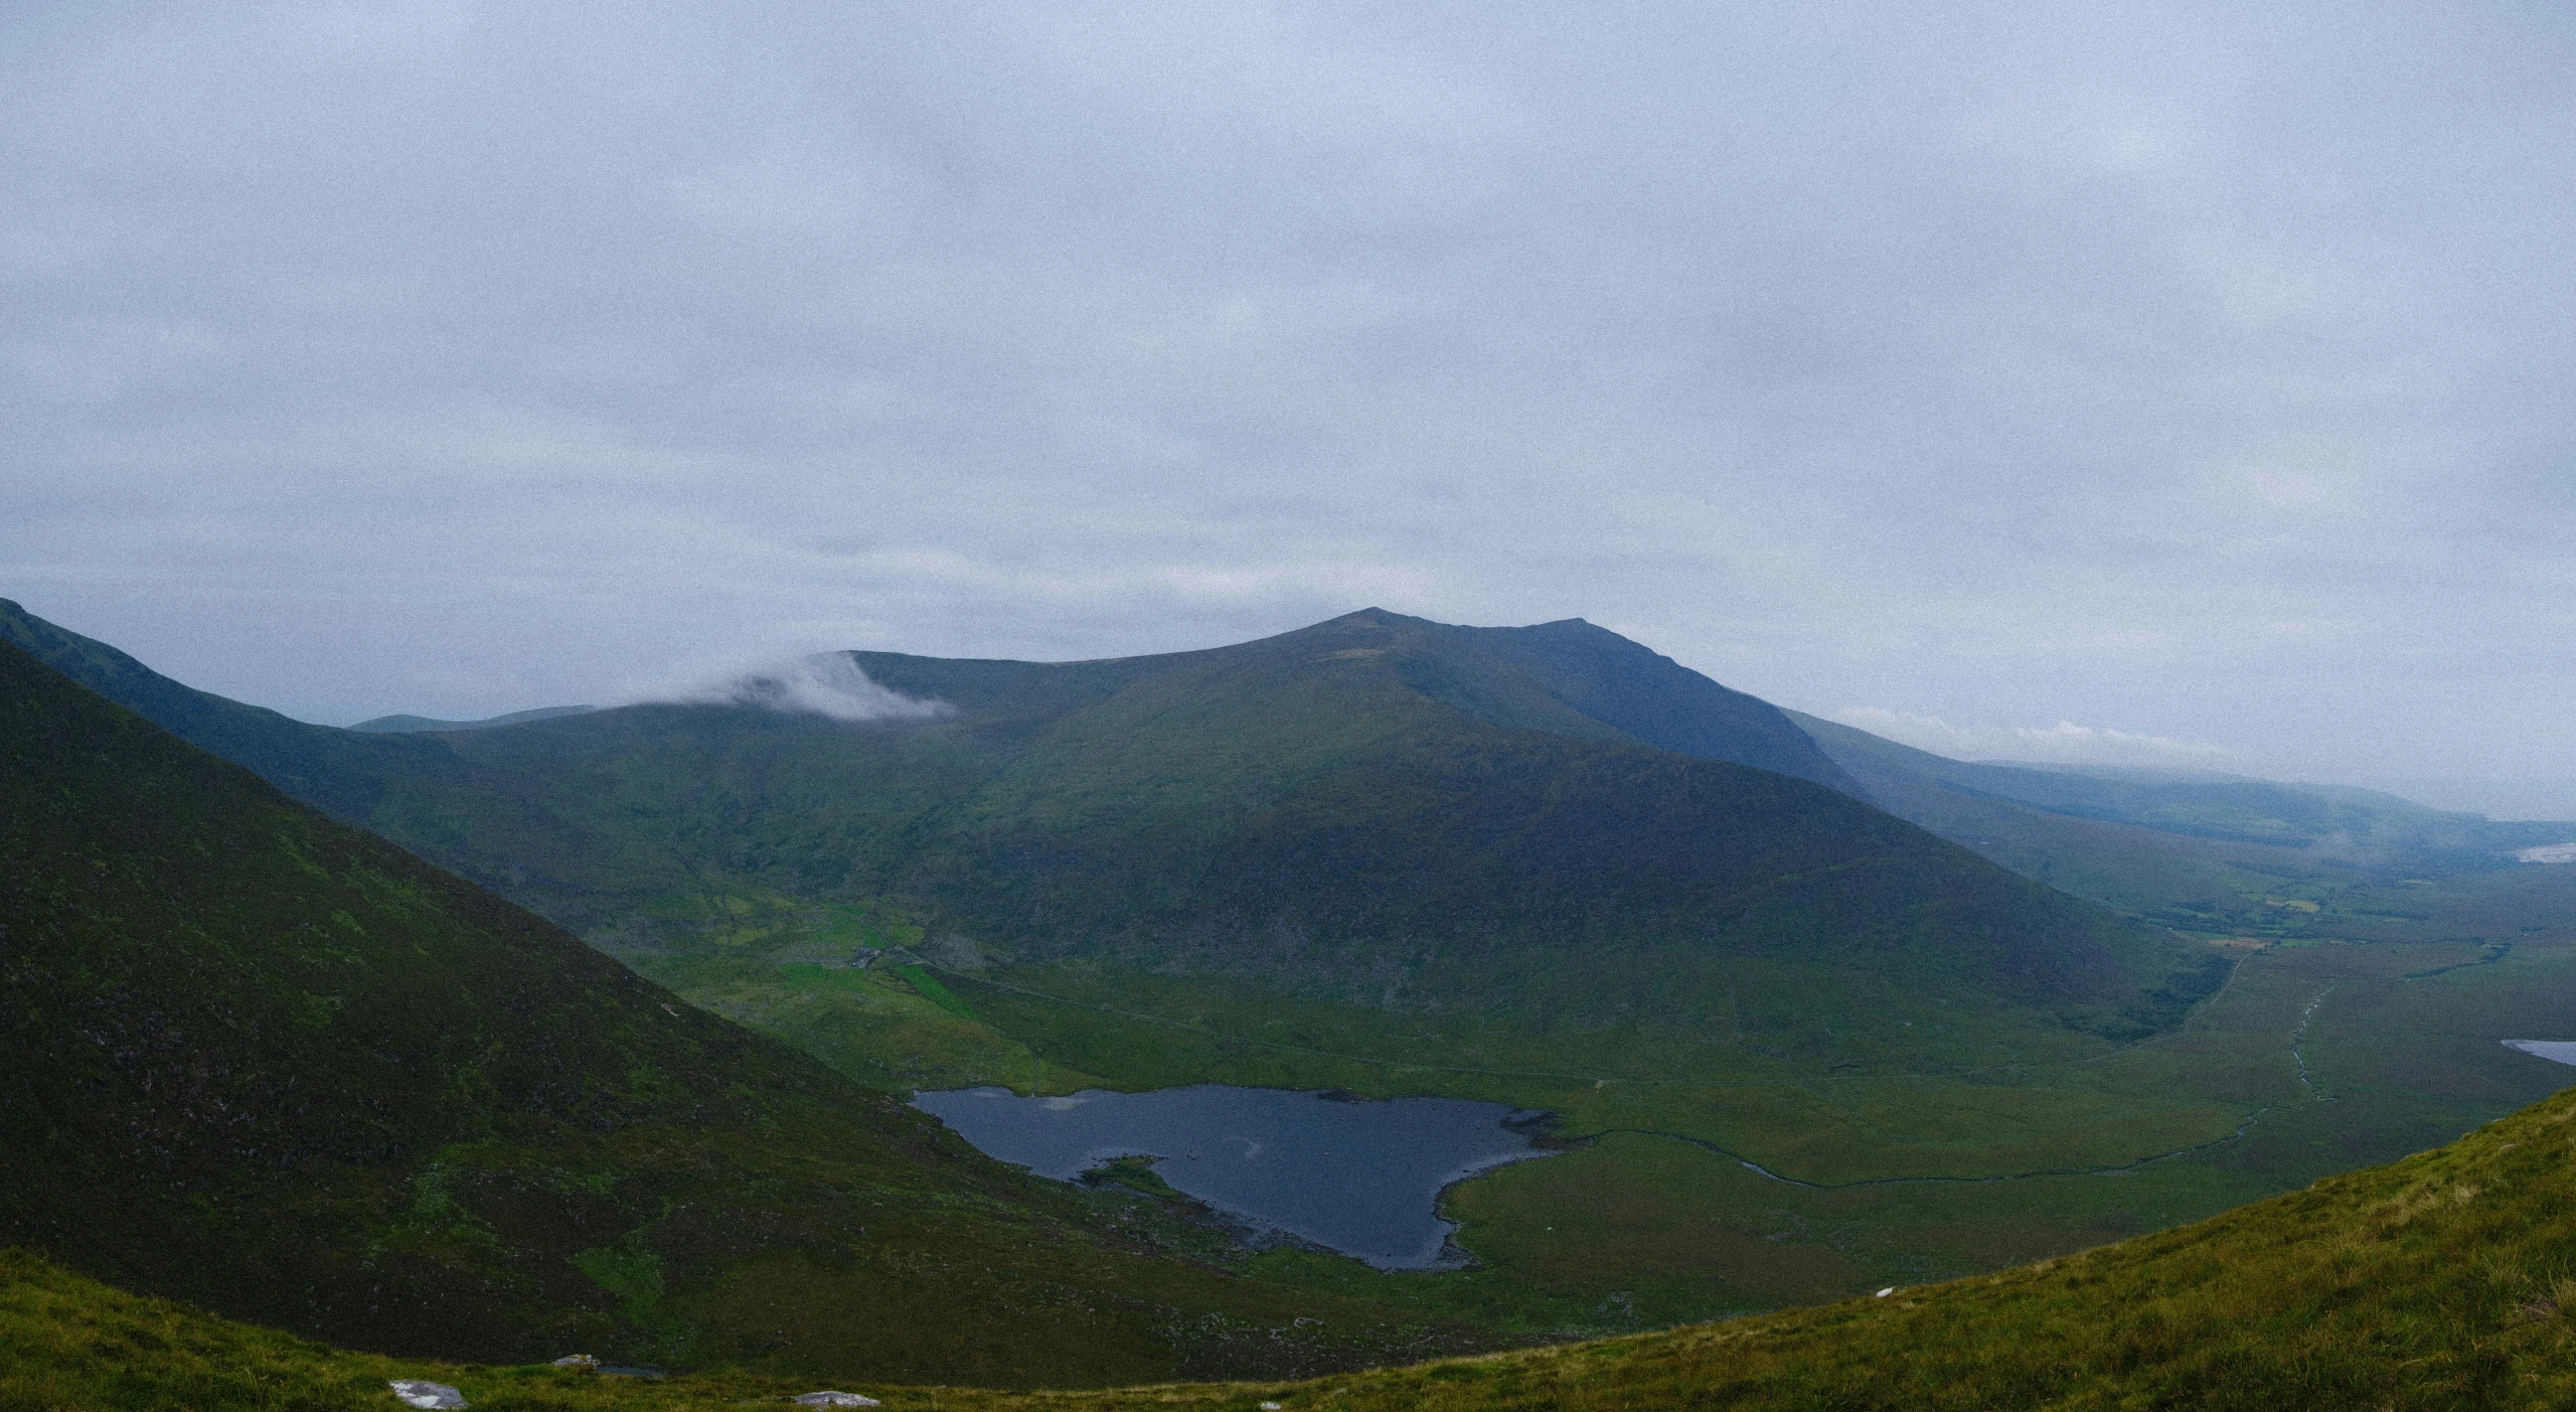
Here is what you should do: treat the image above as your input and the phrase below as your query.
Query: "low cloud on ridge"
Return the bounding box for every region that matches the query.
[1831,707,2244,771]
[625,653,951,723]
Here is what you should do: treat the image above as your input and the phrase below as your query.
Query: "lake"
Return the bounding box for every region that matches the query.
[911,1084,1553,1269]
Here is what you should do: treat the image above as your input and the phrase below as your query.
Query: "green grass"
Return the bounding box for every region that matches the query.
[897,964,980,1020]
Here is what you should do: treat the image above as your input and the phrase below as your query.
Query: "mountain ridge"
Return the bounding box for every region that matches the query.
[351,705,597,732]
[0,600,2215,1046]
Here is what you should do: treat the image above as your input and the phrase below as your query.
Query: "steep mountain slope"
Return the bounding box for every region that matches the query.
[14,1066,2576,1408]
[0,636,1496,1385]
[1431,618,1862,796]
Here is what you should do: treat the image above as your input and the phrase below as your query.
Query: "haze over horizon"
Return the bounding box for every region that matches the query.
[7,4,2575,814]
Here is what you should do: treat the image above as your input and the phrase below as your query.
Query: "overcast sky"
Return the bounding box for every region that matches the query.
[7,2,2576,811]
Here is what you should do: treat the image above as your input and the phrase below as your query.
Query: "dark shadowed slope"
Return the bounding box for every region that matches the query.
[1441,617,1863,797]
[0,636,1499,1385]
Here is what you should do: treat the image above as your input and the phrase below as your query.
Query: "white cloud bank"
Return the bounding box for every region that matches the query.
[1830,708,2245,770]
[621,653,950,722]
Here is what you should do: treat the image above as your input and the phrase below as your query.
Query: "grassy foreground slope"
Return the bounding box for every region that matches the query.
[12,1076,2576,1409]
[1271,1077,2576,1410]
[0,637,1496,1385]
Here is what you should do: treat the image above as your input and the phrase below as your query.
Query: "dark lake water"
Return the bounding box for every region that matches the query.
[911,1084,1553,1269]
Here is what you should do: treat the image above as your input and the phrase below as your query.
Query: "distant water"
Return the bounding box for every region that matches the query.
[2503,1039,2576,1066]
[911,1084,1552,1269]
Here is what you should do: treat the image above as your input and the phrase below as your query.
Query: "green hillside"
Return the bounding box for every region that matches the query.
[13,1072,2576,1409]
[0,602,2213,1051]
[0,635,1501,1385]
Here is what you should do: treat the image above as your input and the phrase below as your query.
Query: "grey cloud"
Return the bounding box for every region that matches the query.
[5,1,2576,800]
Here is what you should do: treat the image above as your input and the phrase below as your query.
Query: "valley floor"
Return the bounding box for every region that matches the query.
[641,892,2576,1339]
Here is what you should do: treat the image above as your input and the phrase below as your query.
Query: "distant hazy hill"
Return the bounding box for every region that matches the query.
[0,635,1495,1384]
[350,705,595,732]
[0,602,2220,1055]
[1793,710,2504,851]
[1786,707,2576,932]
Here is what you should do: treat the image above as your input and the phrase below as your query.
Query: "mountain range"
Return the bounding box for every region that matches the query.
[1790,707,2572,934]
[11,596,2576,1385]
[0,602,2218,1054]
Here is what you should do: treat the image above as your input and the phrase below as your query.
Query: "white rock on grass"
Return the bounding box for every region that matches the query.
[790,1395,882,1408]
[389,1380,467,1409]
